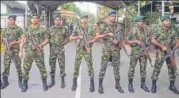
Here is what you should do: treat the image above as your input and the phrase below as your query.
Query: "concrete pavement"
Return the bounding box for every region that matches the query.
[1,42,179,98]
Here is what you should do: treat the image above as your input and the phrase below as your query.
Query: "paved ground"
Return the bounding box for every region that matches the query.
[1,42,179,98]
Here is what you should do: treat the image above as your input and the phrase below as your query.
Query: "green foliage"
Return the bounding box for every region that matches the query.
[59,2,95,24]
[60,3,81,15]
[144,11,160,25]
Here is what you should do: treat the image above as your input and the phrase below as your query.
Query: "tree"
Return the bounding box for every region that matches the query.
[59,3,81,15]
[99,5,111,19]
[144,11,160,26]
[58,3,81,23]
[59,2,95,25]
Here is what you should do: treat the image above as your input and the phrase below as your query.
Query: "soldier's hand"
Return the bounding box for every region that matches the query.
[107,33,114,37]
[135,40,141,45]
[162,46,167,51]
[8,41,16,48]
[38,44,43,50]
[37,47,41,52]
[86,47,91,53]
[78,35,83,39]
[88,39,95,44]
[112,39,118,45]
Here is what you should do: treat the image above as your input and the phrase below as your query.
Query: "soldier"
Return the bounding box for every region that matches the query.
[151,15,179,94]
[19,13,49,92]
[47,14,68,88]
[94,10,124,94]
[69,14,95,92]
[1,15,23,89]
[126,16,151,93]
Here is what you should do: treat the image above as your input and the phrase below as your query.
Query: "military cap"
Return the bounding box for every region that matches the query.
[108,10,116,16]
[161,15,170,21]
[31,13,39,18]
[133,16,145,22]
[54,14,61,19]
[8,15,16,20]
[81,14,88,19]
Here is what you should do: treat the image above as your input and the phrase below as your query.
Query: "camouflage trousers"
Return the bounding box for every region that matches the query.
[99,43,121,79]
[49,46,66,77]
[151,50,176,81]
[128,53,147,80]
[22,50,47,81]
[2,47,22,77]
[73,46,94,78]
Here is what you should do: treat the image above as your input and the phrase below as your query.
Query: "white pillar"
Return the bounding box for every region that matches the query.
[138,1,140,16]
[25,1,27,28]
[162,1,165,16]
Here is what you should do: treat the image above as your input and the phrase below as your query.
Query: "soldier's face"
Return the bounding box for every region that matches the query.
[55,18,61,26]
[108,14,116,22]
[31,16,39,24]
[136,21,144,27]
[8,18,16,25]
[162,19,170,27]
[81,18,88,24]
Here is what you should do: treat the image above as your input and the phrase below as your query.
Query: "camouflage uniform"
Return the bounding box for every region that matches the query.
[98,21,123,80]
[127,15,151,93]
[128,26,151,80]
[2,25,23,77]
[48,26,68,77]
[150,15,179,94]
[151,25,177,81]
[72,24,94,78]
[174,24,179,55]
[71,14,95,92]
[22,26,48,81]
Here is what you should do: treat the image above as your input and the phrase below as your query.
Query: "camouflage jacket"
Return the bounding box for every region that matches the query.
[71,24,94,48]
[152,25,177,50]
[98,20,124,45]
[23,25,48,51]
[47,26,68,46]
[128,25,151,54]
[2,25,23,48]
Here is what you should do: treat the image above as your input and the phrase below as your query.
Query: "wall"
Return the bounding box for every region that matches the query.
[1,15,25,29]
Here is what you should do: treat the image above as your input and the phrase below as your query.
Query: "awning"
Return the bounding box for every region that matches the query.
[57,10,79,18]
[28,0,136,12]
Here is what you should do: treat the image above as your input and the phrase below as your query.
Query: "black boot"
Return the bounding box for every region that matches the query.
[128,79,134,93]
[71,78,77,91]
[98,78,104,94]
[89,77,95,92]
[21,79,28,92]
[141,79,150,92]
[115,79,124,93]
[151,79,157,93]
[18,76,22,88]
[42,78,48,91]
[48,76,55,88]
[61,76,65,88]
[1,76,9,89]
[169,81,179,94]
